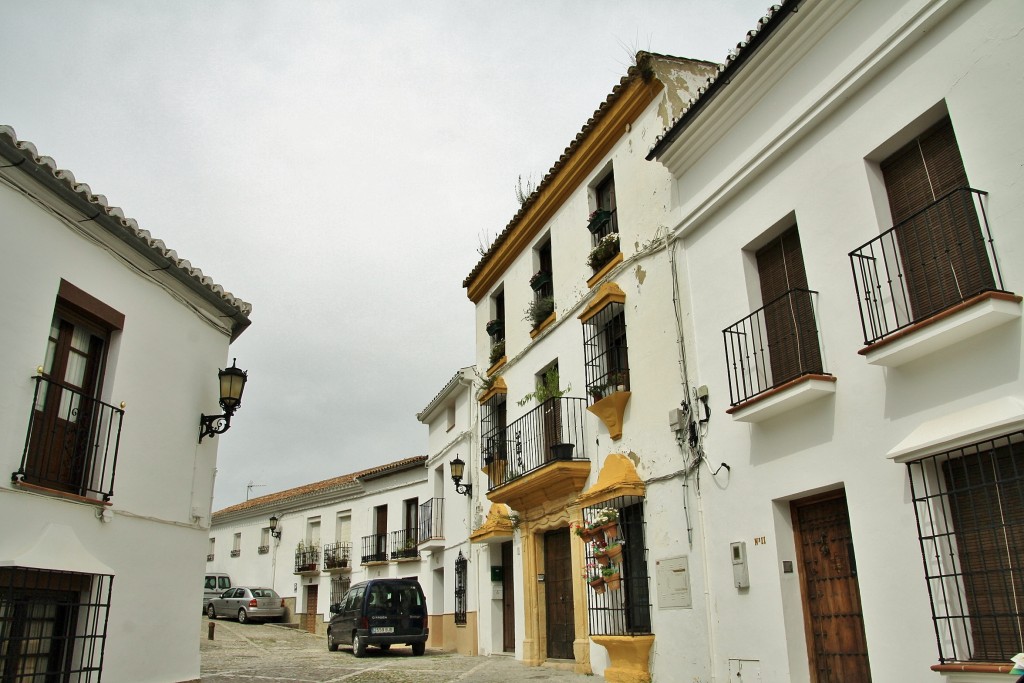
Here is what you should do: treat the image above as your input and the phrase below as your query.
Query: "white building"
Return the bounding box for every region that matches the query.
[649,0,1024,681]
[0,126,251,683]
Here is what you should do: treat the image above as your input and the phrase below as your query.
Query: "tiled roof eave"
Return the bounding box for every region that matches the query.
[0,126,252,340]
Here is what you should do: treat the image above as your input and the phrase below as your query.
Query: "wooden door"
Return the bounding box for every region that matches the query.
[793,492,871,683]
[502,541,516,652]
[543,528,575,660]
[304,585,318,633]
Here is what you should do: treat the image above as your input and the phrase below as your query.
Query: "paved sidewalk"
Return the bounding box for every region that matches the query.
[201,617,605,683]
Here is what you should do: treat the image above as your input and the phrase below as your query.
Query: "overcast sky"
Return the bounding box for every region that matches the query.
[3,1,770,510]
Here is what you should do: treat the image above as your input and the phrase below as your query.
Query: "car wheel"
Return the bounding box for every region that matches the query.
[237,608,248,624]
[327,628,339,652]
[352,633,367,658]
[412,642,425,656]
[378,643,391,652]
[207,604,216,620]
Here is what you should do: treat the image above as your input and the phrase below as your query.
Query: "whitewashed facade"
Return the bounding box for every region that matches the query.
[0,126,251,683]
[650,0,1024,681]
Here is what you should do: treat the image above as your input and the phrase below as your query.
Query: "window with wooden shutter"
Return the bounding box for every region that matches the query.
[881,116,994,322]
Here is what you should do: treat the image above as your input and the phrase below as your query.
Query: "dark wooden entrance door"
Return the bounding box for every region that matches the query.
[304,585,318,633]
[543,528,574,660]
[502,541,515,652]
[792,492,871,683]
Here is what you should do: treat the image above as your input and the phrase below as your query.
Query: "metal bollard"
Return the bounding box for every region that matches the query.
[208,621,215,640]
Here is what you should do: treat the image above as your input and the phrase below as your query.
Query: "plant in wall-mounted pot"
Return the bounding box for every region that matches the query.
[489,339,505,366]
[602,565,621,591]
[485,318,504,337]
[587,232,620,271]
[529,270,552,292]
[608,369,629,392]
[587,209,612,234]
[524,295,555,330]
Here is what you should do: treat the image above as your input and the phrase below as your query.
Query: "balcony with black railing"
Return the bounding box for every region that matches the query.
[13,374,124,501]
[390,528,419,561]
[323,542,352,571]
[230,549,240,558]
[723,288,829,409]
[484,397,591,510]
[293,546,320,574]
[418,498,444,550]
[849,187,1011,351]
[360,534,388,565]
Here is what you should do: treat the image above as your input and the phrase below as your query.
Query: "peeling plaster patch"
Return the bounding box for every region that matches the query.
[627,451,640,467]
[634,264,647,285]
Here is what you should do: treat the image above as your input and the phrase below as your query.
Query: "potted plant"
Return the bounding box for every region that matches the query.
[489,339,505,366]
[550,443,575,461]
[529,270,552,291]
[604,538,624,563]
[583,562,605,593]
[602,565,621,591]
[594,507,620,540]
[609,370,629,392]
[592,538,610,567]
[587,232,620,271]
[590,384,606,402]
[524,295,555,329]
[517,368,570,407]
[485,318,504,337]
[587,209,612,234]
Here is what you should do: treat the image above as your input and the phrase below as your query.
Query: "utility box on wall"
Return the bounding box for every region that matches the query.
[490,566,503,582]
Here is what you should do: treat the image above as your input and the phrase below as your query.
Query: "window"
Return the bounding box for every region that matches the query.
[582,496,651,635]
[446,403,456,432]
[454,551,467,625]
[208,538,215,562]
[587,173,621,273]
[481,393,507,463]
[487,289,506,367]
[907,431,1024,663]
[231,533,241,558]
[259,528,270,554]
[0,567,113,682]
[18,281,125,500]
[527,239,555,330]
[583,302,629,402]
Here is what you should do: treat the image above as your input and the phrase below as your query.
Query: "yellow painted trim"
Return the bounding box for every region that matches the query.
[576,453,645,509]
[529,311,556,339]
[586,391,631,440]
[579,282,627,323]
[466,77,665,303]
[487,460,591,511]
[591,635,655,683]
[587,252,624,289]
[470,504,514,542]
[478,376,507,405]
[487,356,507,377]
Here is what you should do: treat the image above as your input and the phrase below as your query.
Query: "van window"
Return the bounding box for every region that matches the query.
[205,577,216,590]
[218,577,231,590]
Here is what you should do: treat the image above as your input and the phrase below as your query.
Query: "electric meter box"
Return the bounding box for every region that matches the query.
[490,566,504,582]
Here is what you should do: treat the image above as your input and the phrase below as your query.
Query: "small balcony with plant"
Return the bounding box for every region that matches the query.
[582,288,632,439]
[586,233,621,287]
[723,288,834,422]
[848,187,1018,366]
[525,295,555,336]
[390,528,420,561]
[322,542,352,571]
[293,541,320,574]
[418,498,445,551]
[360,534,388,565]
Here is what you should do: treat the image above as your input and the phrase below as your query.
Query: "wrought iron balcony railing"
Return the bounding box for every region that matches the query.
[13,375,124,501]
[293,547,319,573]
[485,397,588,492]
[360,534,388,564]
[849,187,1003,346]
[390,528,419,560]
[257,545,269,555]
[230,549,240,558]
[723,289,825,406]
[323,541,352,569]
[418,498,444,543]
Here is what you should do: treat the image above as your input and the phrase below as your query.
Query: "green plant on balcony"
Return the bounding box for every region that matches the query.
[587,232,620,271]
[489,339,505,366]
[517,368,570,407]
[485,318,504,337]
[524,295,555,330]
[587,209,612,234]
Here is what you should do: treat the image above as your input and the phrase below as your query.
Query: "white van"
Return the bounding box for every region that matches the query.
[203,573,232,611]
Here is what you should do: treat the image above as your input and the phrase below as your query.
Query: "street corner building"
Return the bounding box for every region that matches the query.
[0,126,251,682]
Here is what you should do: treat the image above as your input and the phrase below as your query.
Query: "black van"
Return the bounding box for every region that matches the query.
[327,579,428,657]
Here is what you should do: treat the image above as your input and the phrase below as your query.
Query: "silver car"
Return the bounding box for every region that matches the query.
[207,587,285,624]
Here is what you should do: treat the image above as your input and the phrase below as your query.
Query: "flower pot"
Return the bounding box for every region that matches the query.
[595,552,610,567]
[550,443,575,461]
[529,271,552,292]
[601,522,619,542]
[606,544,623,562]
[587,210,611,234]
[604,572,621,591]
[588,577,606,594]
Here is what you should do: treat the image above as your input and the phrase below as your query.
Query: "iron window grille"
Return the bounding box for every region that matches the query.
[583,302,629,402]
[454,551,467,625]
[481,392,507,466]
[418,498,444,543]
[330,577,351,607]
[907,430,1024,663]
[582,496,652,636]
[0,567,113,682]
[322,542,351,569]
[14,375,124,501]
[230,549,240,558]
[257,545,269,555]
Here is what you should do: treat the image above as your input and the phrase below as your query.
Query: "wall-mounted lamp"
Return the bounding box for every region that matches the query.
[269,515,281,539]
[449,456,472,497]
[199,359,248,443]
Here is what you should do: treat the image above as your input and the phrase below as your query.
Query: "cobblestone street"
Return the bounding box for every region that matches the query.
[200,617,605,683]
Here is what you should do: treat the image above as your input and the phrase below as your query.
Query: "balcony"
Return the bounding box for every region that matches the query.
[293,547,319,574]
[257,545,269,555]
[849,188,1019,365]
[12,375,125,502]
[390,528,419,561]
[322,542,352,571]
[418,498,445,551]
[723,289,835,422]
[230,549,240,558]
[360,534,388,565]
[485,397,591,510]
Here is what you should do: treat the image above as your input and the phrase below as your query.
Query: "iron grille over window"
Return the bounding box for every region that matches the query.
[454,551,467,625]
[323,542,351,569]
[481,393,507,466]
[0,567,113,682]
[330,577,351,607]
[418,498,444,542]
[907,431,1024,663]
[581,496,651,635]
[583,302,629,402]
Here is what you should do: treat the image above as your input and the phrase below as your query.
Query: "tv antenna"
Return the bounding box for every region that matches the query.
[246,481,267,501]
